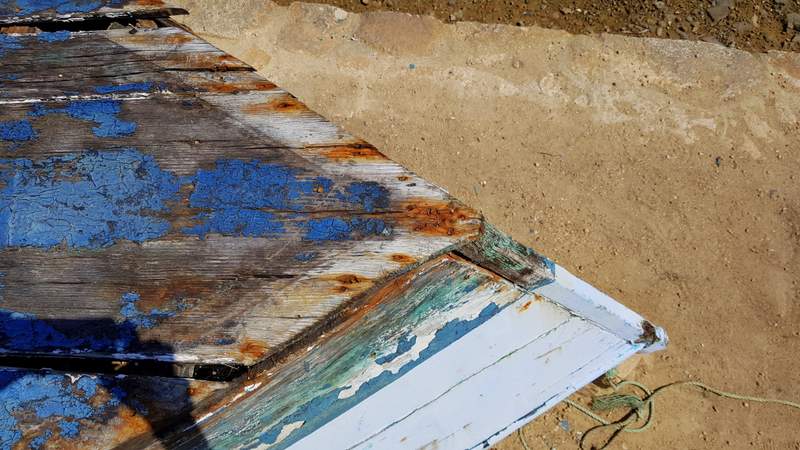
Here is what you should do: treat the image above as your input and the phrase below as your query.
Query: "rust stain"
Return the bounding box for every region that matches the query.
[390,253,416,264]
[397,175,411,181]
[187,382,212,398]
[533,293,546,302]
[200,79,277,94]
[133,0,165,6]
[242,95,308,115]
[105,401,153,446]
[397,200,481,238]
[130,276,216,311]
[1,26,37,34]
[239,339,270,360]
[517,299,533,313]
[329,273,370,294]
[334,274,364,285]
[164,32,193,45]
[320,145,386,161]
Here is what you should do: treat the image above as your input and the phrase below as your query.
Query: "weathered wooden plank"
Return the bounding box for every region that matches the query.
[150,252,663,450]
[0,17,669,450]
[296,315,638,450]
[535,263,669,351]
[157,254,527,449]
[0,26,484,368]
[0,1,186,25]
[458,222,555,290]
[0,27,252,101]
[0,366,228,449]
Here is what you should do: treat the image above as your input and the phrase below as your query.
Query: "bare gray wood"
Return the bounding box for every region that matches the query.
[0,26,483,368]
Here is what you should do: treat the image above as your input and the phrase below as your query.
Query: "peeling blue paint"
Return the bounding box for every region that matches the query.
[58,419,80,438]
[0,149,180,249]
[1,0,124,16]
[184,208,284,239]
[294,251,316,262]
[303,217,388,241]
[375,333,416,365]
[29,429,51,449]
[184,159,334,238]
[119,291,188,329]
[0,150,395,247]
[0,308,138,352]
[0,371,121,448]
[259,302,501,449]
[0,119,36,143]
[95,82,153,95]
[0,34,21,57]
[189,160,332,212]
[29,100,136,138]
[337,182,390,212]
[37,30,70,42]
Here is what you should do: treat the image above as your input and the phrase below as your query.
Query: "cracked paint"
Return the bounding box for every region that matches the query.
[119,291,189,330]
[0,119,36,143]
[256,303,501,449]
[0,149,180,249]
[0,371,123,449]
[37,31,70,42]
[29,100,137,138]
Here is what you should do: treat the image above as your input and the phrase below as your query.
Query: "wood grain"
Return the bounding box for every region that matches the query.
[0,0,186,25]
[0,26,482,367]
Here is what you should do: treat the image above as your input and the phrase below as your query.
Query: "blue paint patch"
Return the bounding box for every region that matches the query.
[337,182,390,212]
[2,0,124,16]
[0,34,21,57]
[0,149,180,249]
[294,251,316,262]
[119,291,188,329]
[184,208,284,240]
[302,217,388,241]
[0,73,20,81]
[374,333,416,365]
[58,420,80,438]
[0,370,122,448]
[75,376,97,397]
[29,429,51,449]
[0,119,36,142]
[95,82,153,95]
[188,160,332,212]
[29,100,136,138]
[260,302,501,449]
[184,159,334,238]
[37,30,70,42]
[0,308,138,353]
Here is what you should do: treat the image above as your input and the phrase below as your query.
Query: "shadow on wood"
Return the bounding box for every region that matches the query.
[0,312,210,449]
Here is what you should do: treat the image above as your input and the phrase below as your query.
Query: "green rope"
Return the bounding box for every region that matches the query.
[561,379,800,450]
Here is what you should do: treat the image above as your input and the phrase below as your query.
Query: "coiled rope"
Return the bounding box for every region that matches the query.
[517,377,800,450]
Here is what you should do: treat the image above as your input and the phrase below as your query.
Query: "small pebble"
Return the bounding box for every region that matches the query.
[707,4,730,22]
[786,13,800,31]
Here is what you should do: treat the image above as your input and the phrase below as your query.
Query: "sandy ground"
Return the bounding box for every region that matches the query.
[171,2,800,448]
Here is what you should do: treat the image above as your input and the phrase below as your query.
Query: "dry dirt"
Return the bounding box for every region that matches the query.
[270,0,800,53]
[172,2,800,449]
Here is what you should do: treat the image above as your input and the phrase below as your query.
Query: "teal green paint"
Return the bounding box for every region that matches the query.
[200,259,506,449]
